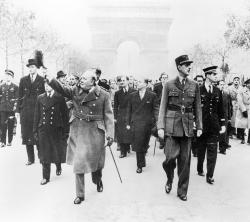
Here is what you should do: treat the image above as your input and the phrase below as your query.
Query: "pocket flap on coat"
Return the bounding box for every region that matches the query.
[165,111,176,118]
[169,91,179,96]
[97,121,106,132]
[188,92,195,97]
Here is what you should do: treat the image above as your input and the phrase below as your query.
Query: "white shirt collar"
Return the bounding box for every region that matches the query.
[30,73,37,80]
[205,81,212,92]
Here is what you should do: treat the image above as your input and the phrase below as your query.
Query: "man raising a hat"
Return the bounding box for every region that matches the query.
[196,66,225,185]
[0,70,18,147]
[17,58,45,165]
[157,55,202,201]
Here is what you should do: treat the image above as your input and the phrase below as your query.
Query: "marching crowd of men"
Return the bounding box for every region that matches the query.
[0,51,250,204]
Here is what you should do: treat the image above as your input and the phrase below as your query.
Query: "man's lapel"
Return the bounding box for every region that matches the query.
[175,77,183,90]
[81,85,101,104]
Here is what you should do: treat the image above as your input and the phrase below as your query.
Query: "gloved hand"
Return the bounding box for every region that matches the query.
[34,132,39,142]
[106,137,114,147]
[243,111,248,118]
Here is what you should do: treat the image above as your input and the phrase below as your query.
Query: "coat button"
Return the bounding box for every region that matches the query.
[90,112,92,114]
[93,104,96,106]
[50,122,52,124]
[43,122,45,124]
[80,110,83,113]
[80,118,82,121]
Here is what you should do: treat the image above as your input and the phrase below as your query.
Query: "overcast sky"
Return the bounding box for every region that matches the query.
[9,0,249,57]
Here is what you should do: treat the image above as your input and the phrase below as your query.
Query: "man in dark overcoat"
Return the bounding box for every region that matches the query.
[196,66,225,185]
[114,76,136,158]
[47,69,114,204]
[218,80,232,154]
[157,55,202,201]
[126,78,159,173]
[18,59,45,165]
[153,72,168,103]
[0,70,18,147]
[33,82,69,185]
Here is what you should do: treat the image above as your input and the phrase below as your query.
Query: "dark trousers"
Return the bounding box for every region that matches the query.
[197,133,218,178]
[237,128,245,140]
[75,169,102,198]
[136,152,146,168]
[120,143,130,156]
[26,145,35,163]
[162,136,192,197]
[0,111,15,144]
[42,163,61,180]
[219,122,229,152]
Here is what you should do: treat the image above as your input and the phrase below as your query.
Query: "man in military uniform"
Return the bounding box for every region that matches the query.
[47,69,114,204]
[18,58,45,165]
[196,66,225,184]
[0,70,18,147]
[157,55,202,201]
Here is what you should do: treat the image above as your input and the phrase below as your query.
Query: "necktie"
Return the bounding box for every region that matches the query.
[181,79,185,88]
[31,75,33,83]
[209,85,212,94]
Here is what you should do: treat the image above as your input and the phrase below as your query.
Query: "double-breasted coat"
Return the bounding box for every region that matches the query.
[0,82,19,113]
[157,77,202,137]
[49,79,114,174]
[235,87,250,129]
[114,87,136,144]
[33,92,69,163]
[18,75,45,145]
[126,90,159,152]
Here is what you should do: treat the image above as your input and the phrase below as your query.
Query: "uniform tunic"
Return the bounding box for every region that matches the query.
[33,92,69,163]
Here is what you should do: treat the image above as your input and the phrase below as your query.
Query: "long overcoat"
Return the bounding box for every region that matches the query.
[49,79,114,174]
[126,90,159,152]
[228,85,243,127]
[0,82,19,112]
[18,75,45,145]
[114,87,135,144]
[157,77,202,137]
[33,92,69,163]
[235,87,250,129]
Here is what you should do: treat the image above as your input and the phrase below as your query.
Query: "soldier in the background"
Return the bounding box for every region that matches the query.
[95,68,110,91]
[0,70,18,147]
[218,80,232,153]
[228,75,243,139]
[18,58,45,165]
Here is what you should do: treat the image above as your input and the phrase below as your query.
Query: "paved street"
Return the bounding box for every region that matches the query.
[0,128,250,222]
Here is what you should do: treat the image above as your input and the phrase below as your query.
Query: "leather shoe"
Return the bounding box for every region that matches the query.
[206,177,214,184]
[241,140,245,144]
[198,172,205,177]
[97,180,103,192]
[136,168,142,173]
[165,181,172,194]
[1,143,6,148]
[119,154,126,158]
[26,161,34,166]
[40,179,49,185]
[7,143,12,146]
[56,169,62,176]
[219,151,226,155]
[74,197,84,204]
[178,194,187,201]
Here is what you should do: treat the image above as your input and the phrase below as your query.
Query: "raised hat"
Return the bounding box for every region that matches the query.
[175,55,193,66]
[5,69,14,77]
[245,79,250,85]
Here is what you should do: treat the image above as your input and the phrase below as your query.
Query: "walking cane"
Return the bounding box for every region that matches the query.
[106,144,123,183]
[153,137,157,156]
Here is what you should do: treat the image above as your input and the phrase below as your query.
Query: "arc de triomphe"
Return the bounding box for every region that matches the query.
[87,1,172,79]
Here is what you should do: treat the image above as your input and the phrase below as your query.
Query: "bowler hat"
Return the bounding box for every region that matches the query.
[26,59,38,68]
[5,69,14,78]
[175,55,193,66]
[56,70,66,79]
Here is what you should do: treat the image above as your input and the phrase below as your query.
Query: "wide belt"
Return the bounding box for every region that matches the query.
[73,111,103,121]
[167,104,193,114]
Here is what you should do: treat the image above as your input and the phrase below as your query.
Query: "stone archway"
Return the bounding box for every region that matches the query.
[87,1,172,79]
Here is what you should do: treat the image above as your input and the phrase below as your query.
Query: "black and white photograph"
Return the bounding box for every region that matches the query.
[0,0,250,221]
